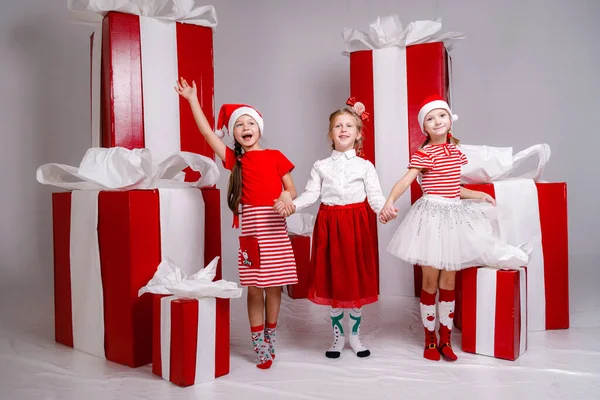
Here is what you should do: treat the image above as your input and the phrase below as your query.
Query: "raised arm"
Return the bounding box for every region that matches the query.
[175,77,227,161]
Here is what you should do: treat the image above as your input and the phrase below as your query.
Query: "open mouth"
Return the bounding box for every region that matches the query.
[242,133,253,140]
[338,134,350,140]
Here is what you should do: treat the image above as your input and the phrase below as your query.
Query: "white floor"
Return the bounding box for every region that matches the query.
[1,280,599,400]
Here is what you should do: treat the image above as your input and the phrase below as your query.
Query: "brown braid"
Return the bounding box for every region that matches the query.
[227,141,243,215]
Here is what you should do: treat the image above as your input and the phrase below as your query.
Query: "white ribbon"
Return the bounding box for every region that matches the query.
[342,15,465,54]
[36,147,220,191]
[70,190,105,358]
[475,268,497,357]
[160,296,174,380]
[373,47,414,296]
[460,144,551,184]
[493,179,545,332]
[67,0,218,27]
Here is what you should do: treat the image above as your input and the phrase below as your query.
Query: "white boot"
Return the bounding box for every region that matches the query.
[348,308,370,358]
[325,308,345,359]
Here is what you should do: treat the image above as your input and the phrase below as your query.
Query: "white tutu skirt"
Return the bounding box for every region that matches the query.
[386,194,530,271]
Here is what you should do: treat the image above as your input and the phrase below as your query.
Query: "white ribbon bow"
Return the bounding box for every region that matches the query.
[36,146,220,190]
[67,0,218,27]
[139,256,243,299]
[342,15,465,53]
[460,144,551,184]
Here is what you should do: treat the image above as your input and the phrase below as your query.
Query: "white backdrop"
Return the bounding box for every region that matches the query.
[1,0,599,322]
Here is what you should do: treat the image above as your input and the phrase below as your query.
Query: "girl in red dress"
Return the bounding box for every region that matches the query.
[276,98,385,359]
[176,78,298,369]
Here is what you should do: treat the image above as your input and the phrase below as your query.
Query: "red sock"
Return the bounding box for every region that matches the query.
[438,289,457,361]
[251,325,273,369]
[420,289,440,361]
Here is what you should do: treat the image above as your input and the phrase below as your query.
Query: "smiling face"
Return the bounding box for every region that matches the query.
[232,114,261,151]
[329,110,362,153]
[422,108,452,138]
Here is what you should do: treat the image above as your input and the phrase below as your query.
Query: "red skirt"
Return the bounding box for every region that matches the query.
[309,201,378,308]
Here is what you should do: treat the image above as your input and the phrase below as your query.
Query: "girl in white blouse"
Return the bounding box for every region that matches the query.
[275,98,387,359]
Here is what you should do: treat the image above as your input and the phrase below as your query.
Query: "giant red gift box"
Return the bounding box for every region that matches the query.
[95,11,215,176]
[52,187,221,367]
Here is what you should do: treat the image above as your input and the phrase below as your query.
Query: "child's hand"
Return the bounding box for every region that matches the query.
[379,202,398,224]
[274,192,295,217]
[174,77,197,101]
[482,193,496,206]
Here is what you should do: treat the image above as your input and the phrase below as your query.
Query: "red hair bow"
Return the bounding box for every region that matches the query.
[346,97,369,121]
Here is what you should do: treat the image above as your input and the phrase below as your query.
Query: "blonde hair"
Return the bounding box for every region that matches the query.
[328,107,364,154]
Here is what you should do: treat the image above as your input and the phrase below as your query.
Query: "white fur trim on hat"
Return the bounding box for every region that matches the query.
[417,100,458,135]
[228,107,264,136]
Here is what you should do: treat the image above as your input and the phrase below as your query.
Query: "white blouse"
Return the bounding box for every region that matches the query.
[293,149,386,213]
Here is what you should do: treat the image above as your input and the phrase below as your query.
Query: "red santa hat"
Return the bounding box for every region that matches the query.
[215,104,264,138]
[417,95,458,135]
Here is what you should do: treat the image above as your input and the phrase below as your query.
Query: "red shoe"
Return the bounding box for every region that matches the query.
[438,325,458,361]
[424,329,440,361]
[438,341,458,361]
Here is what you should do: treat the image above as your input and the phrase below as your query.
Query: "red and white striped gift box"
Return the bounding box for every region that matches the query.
[91,11,215,168]
[349,42,453,296]
[152,295,230,387]
[52,187,222,367]
[462,180,569,331]
[461,266,527,361]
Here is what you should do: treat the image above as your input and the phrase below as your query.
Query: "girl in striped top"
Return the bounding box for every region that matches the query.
[176,78,298,370]
[379,96,529,362]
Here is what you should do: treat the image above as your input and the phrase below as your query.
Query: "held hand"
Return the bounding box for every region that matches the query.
[482,193,496,206]
[174,77,197,101]
[273,202,295,217]
[273,192,295,217]
[378,202,398,224]
[379,213,389,224]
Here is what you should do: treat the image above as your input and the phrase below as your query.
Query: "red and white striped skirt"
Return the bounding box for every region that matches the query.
[237,205,298,288]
